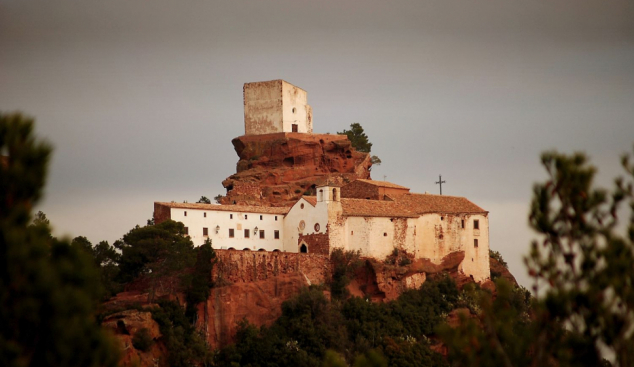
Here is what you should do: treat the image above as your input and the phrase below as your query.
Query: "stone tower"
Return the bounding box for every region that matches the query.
[243,80,313,135]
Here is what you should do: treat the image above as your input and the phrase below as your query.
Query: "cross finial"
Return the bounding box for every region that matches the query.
[435,175,446,195]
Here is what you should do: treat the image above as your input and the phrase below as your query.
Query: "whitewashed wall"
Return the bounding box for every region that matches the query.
[169,208,285,251]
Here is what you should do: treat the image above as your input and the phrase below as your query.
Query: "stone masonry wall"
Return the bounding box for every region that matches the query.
[213,249,330,285]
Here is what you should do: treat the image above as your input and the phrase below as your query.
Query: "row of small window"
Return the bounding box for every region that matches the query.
[183,211,278,221]
[182,227,280,239]
[228,229,280,239]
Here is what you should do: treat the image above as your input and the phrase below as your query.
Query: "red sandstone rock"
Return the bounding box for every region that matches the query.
[220,133,372,206]
[196,274,310,348]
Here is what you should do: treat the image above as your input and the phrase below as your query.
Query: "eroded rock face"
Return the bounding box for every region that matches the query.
[195,275,311,348]
[221,133,372,206]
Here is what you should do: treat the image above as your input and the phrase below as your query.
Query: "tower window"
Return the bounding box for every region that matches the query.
[260,230,265,239]
[474,220,480,229]
[184,211,187,216]
[229,229,234,238]
[230,214,233,219]
[244,214,248,219]
[244,229,250,238]
[260,215,263,220]
[461,219,464,229]
[474,239,479,248]
[203,227,208,236]
[274,230,280,239]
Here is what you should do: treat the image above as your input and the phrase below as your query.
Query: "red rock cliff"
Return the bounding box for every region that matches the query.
[221,132,372,206]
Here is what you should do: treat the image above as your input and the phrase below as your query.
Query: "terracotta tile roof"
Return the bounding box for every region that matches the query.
[355,179,410,190]
[387,193,487,214]
[302,196,318,206]
[155,202,290,215]
[341,198,418,218]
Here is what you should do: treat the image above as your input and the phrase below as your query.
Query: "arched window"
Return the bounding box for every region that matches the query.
[300,244,308,253]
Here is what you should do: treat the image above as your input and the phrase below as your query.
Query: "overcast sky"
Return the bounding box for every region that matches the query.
[1,0,633,287]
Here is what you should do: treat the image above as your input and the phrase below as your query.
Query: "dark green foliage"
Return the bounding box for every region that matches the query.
[150,300,213,367]
[216,278,457,367]
[132,327,154,352]
[329,248,362,299]
[440,147,634,367]
[72,237,123,299]
[214,194,224,204]
[489,249,508,268]
[0,112,119,367]
[185,238,217,320]
[197,196,211,204]
[117,220,196,286]
[338,123,372,153]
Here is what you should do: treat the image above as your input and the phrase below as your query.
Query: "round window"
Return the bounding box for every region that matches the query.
[301,203,305,209]
[299,220,306,230]
[314,223,320,232]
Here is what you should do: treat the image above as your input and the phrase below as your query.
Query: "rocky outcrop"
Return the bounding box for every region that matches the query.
[102,309,165,367]
[221,133,372,206]
[349,251,470,302]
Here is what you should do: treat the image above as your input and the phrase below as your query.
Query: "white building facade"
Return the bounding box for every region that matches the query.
[155,182,491,282]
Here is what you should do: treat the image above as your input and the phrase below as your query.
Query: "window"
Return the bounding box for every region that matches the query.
[184,227,189,235]
[461,219,465,229]
[292,124,298,132]
[274,230,280,239]
[292,107,296,113]
[244,229,250,238]
[299,220,306,230]
[441,216,444,221]
[260,215,263,220]
[260,230,265,239]
[184,211,187,216]
[229,229,234,238]
[474,220,480,230]
[244,214,248,219]
[203,227,208,236]
[314,223,320,232]
[230,214,233,219]
[300,244,308,253]
[204,212,206,218]
[351,231,354,235]
[301,203,305,209]
[275,216,278,221]
[474,239,479,248]
[384,232,387,237]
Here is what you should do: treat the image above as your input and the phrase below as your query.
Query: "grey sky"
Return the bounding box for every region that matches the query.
[1,0,633,287]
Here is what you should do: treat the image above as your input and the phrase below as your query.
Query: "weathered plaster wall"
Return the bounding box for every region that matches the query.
[169,207,285,250]
[415,213,490,282]
[243,80,312,136]
[281,80,312,134]
[343,216,417,260]
[244,80,283,135]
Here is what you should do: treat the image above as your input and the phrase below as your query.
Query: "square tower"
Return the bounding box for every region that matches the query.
[243,80,313,135]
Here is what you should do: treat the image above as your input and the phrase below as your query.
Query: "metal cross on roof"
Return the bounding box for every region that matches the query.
[435,175,446,195]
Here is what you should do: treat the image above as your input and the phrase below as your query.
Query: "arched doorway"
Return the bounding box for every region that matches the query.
[300,244,308,253]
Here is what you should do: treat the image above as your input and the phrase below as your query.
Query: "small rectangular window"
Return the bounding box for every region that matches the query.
[204,212,207,218]
[275,216,278,221]
[461,219,465,229]
[244,214,248,219]
[474,239,479,248]
[274,230,280,239]
[474,220,479,230]
[244,229,250,238]
[230,214,233,219]
[184,211,187,216]
[351,231,354,235]
[260,230,265,239]
[203,227,208,236]
[229,228,234,238]
[184,227,189,235]
[260,215,263,220]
